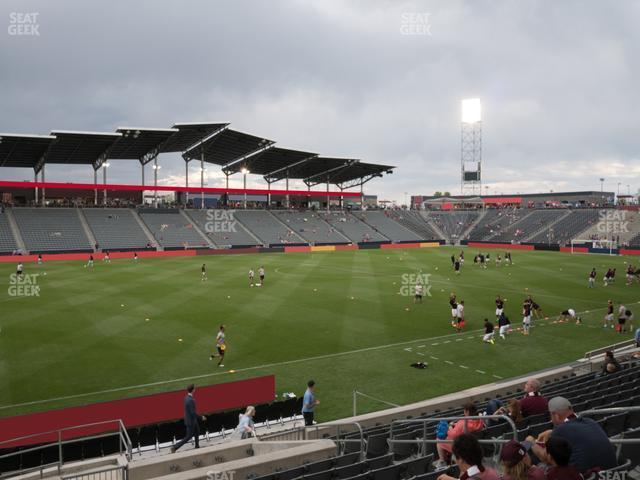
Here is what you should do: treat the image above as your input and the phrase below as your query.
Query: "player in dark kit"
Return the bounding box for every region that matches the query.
[495,295,505,319]
[483,319,495,344]
[522,299,532,335]
[527,295,544,319]
[201,264,208,281]
[451,255,455,268]
[454,259,461,275]
[604,300,614,329]
[505,251,512,265]
[449,294,458,327]
[588,268,596,288]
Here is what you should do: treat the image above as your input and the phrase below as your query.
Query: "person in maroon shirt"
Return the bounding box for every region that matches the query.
[520,378,548,417]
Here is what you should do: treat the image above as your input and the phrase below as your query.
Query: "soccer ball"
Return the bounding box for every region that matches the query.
[435,267,439,271]
[83,265,87,268]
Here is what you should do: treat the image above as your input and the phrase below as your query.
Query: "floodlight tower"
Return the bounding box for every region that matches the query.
[461,98,482,195]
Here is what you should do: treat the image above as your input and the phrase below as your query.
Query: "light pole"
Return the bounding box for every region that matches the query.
[102,162,110,206]
[617,182,621,196]
[153,160,161,208]
[241,167,250,209]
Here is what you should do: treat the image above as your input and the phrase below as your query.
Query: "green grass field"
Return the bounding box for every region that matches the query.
[1,247,638,422]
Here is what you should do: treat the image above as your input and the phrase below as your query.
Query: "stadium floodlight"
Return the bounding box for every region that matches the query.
[103,162,110,168]
[240,167,250,175]
[461,98,481,124]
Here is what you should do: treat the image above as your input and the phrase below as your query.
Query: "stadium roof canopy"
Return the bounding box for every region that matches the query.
[109,127,178,161]
[227,147,318,176]
[46,130,122,170]
[161,122,229,154]
[0,133,56,170]
[183,128,275,167]
[264,157,395,187]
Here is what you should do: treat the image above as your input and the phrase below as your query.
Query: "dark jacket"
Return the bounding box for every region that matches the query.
[183,394,198,427]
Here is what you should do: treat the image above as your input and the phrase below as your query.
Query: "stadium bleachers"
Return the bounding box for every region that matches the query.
[384,211,441,241]
[272,211,350,245]
[0,211,18,254]
[139,210,208,248]
[12,208,92,253]
[83,208,151,251]
[527,209,600,245]
[321,212,387,243]
[487,209,567,243]
[422,211,479,243]
[353,211,423,243]
[186,209,261,247]
[234,210,307,246]
[466,208,530,241]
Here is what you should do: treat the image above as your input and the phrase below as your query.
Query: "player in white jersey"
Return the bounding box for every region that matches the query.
[249,269,255,286]
[210,325,226,367]
[258,266,265,286]
[559,308,581,324]
[414,283,424,304]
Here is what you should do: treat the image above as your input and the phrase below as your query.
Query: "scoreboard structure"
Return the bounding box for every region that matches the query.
[461,98,482,195]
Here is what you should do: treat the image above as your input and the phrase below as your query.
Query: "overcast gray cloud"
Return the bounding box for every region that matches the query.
[0,0,638,202]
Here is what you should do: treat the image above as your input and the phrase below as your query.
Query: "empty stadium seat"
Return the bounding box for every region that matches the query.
[13,208,92,252]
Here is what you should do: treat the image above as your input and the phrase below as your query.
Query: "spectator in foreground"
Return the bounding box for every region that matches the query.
[435,403,484,468]
[520,378,548,417]
[171,384,207,453]
[302,380,320,426]
[437,434,500,480]
[544,436,584,480]
[499,440,545,480]
[527,397,616,474]
[236,406,256,439]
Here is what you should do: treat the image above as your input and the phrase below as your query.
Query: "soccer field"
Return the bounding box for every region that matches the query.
[1,247,638,422]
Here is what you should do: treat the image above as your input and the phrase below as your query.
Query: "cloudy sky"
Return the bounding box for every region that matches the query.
[1,0,638,203]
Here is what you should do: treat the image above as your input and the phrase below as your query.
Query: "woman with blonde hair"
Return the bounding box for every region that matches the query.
[499,440,545,480]
[237,406,256,439]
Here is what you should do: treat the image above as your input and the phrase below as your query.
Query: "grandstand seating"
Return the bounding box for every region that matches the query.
[422,211,479,243]
[321,212,387,243]
[234,210,306,246]
[138,210,208,248]
[353,211,423,243]
[527,209,600,245]
[272,211,349,245]
[83,209,151,251]
[186,209,261,247]
[487,209,566,243]
[384,211,440,241]
[0,211,18,253]
[466,208,530,241]
[12,208,92,252]
[630,232,640,247]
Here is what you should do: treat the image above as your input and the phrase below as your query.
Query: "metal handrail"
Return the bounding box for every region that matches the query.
[0,419,131,478]
[388,414,518,456]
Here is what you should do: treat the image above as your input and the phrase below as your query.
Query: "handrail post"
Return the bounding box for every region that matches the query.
[353,390,357,417]
[57,429,63,473]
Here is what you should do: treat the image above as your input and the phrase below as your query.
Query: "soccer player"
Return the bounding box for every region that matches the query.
[522,299,532,335]
[103,251,111,263]
[527,295,544,319]
[498,312,511,339]
[603,268,612,286]
[610,268,617,284]
[483,318,495,344]
[86,255,94,268]
[449,293,458,326]
[37,254,43,265]
[249,268,255,286]
[495,295,505,319]
[16,262,23,276]
[505,251,512,266]
[210,325,226,367]
[559,308,581,324]
[201,264,207,281]
[455,300,465,332]
[617,304,627,333]
[588,268,596,288]
[479,253,487,269]
[496,254,502,267]
[414,282,424,304]
[454,258,461,275]
[459,250,465,265]
[604,300,614,329]
[450,254,455,268]
[258,266,265,286]
[133,252,138,262]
